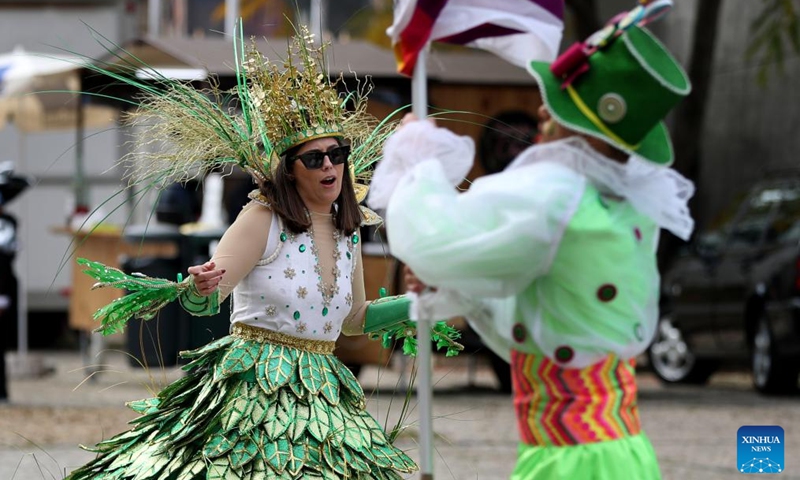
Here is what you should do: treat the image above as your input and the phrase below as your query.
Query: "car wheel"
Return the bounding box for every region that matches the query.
[751,313,799,395]
[648,314,717,384]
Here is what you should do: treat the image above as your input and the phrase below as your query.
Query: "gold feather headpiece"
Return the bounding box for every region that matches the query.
[246,29,345,162]
[118,24,394,223]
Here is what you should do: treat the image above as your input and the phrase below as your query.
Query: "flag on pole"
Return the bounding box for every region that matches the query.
[388,0,565,76]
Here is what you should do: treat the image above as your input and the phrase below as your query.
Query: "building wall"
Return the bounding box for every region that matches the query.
[0,1,139,309]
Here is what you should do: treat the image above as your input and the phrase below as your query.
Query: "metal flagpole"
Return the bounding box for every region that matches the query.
[310,0,324,43]
[411,44,434,480]
[224,0,239,39]
[148,0,161,36]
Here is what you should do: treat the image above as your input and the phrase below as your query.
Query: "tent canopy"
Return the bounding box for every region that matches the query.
[0,46,117,132]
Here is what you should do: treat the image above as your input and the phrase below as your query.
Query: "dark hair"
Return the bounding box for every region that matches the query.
[258,137,362,235]
[479,111,538,174]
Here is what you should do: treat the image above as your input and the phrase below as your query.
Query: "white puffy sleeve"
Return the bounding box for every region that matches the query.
[368,121,475,209]
[370,122,587,359]
[384,158,586,298]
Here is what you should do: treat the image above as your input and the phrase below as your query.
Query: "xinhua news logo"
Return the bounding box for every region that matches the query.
[738,425,784,474]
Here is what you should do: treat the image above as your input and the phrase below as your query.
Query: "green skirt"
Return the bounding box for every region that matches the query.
[511,433,661,480]
[66,329,417,479]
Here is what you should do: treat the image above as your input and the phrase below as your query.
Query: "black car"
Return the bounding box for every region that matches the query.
[648,177,800,394]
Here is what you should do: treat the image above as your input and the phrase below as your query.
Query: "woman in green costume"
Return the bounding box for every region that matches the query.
[369,2,693,479]
[65,27,431,480]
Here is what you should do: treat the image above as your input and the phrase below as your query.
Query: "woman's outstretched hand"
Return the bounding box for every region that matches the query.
[187,261,225,296]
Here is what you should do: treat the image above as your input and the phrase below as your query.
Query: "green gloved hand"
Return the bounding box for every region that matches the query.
[364,287,463,357]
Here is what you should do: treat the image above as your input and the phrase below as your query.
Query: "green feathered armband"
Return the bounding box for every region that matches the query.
[179,281,220,317]
[77,257,195,336]
[363,294,411,334]
[364,289,464,357]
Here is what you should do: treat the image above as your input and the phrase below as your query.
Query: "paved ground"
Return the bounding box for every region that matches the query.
[1,349,799,480]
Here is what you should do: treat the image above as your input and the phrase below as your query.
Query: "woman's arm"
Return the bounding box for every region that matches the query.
[182,202,272,315]
[341,243,414,336]
[341,243,367,336]
[209,202,272,302]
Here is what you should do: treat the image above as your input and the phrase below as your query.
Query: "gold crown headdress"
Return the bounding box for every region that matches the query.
[245,28,345,161]
[119,24,394,223]
[241,26,395,201]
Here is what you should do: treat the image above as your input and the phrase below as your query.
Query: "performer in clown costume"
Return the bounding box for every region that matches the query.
[369,5,694,479]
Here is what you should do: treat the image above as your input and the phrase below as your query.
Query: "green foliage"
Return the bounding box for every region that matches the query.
[747,0,800,86]
[371,320,464,357]
[77,257,189,336]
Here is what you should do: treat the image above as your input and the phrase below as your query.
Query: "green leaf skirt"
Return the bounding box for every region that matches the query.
[66,328,418,479]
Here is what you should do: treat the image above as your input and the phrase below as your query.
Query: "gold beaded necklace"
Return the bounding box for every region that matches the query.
[307,211,341,317]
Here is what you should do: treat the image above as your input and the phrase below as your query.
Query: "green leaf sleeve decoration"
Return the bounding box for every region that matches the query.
[77,257,193,336]
[369,320,464,358]
[179,282,221,317]
[363,289,464,357]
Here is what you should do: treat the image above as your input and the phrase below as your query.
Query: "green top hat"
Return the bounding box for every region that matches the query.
[528,25,691,165]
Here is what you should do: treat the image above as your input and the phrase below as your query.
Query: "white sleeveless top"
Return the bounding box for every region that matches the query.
[230,214,359,341]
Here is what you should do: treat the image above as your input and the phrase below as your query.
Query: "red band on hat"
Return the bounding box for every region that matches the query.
[550,42,591,89]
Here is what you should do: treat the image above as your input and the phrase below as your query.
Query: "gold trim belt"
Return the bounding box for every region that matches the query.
[232,323,336,355]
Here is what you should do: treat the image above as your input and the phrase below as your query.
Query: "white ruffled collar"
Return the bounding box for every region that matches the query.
[508,137,695,240]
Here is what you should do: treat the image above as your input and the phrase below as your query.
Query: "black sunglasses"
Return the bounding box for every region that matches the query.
[291,144,351,170]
